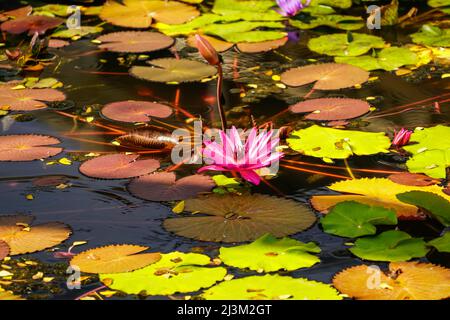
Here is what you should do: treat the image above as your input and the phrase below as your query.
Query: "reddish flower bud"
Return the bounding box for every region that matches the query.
[195,34,220,66]
[392,128,413,148]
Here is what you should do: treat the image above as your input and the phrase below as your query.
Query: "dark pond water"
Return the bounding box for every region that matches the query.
[0,0,449,300]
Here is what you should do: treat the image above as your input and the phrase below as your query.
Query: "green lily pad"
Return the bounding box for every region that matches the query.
[100,252,227,295]
[397,191,450,227]
[411,25,450,48]
[320,201,398,238]
[403,125,450,179]
[290,14,363,31]
[335,47,418,71]
[308,33,385,57]
[349,230,429,262]
[202,274,343,300]
[156,18,285,42]
[312,0,352,9]
[219,234,321,272]
[287,125,391,161]
[51,26,103,39]
[34,4,71,17]
[155,14,238,36]
[428,232,450,253]
[212,175,240,187]
[428,0,450,13]
[212,0,283,21]
[302,5,335,15]
[203,21,286,43]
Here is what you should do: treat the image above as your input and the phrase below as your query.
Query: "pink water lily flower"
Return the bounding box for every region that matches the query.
[198,127,284,185]
[275,0,311,17]
[392,128,413,148]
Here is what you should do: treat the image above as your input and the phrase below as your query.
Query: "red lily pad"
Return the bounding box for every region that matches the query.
[236,37,288,53]
[1,15,64,35]
[388,173,441,187]
[96,31,174,53]
[0,88,66,111]
[79,154,160,179]
[101,100,172,123]
[289,98,370,121]
[0,6,32,22]
[0,135,63,161]
[0,240,9,260]
[128,172,215,201]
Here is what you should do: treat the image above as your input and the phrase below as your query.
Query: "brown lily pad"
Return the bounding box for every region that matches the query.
[0,6,32,22]
[0,240,9,260]
[130,58,217,83]
[1,15,64,35]
[0,135,63,161]
[388,172,441,187]
[237,37,288,53]
[100,0,199,28]
[79,153,160,179]
[0,88,66,111]
[281,63,369,90]
[70,244,161,274]
[128,172,215,201]
[96,31,174,53]
[163,194,317,243]
[0,215,71,255]
[101,100,172,123]
[289,98,370,121]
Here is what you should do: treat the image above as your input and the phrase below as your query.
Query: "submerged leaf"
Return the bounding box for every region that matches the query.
[70,245,161,274]
[79,154,160,179]
[289,98,370,121]
[333,262,450,300]
[0,215,71,255]
[51,26,103,39]
[349,230,428,262]
[100,252,226,295]
[202,274,342,300]
[320,201,397,238]
[0,135,63,161]
[163,194,316,243]
[219,234,321,272]
[101,100,172,123]
[130,58,217,83]
[281,63,369,90]
[128,172,215,201]
[96,31,174,53]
